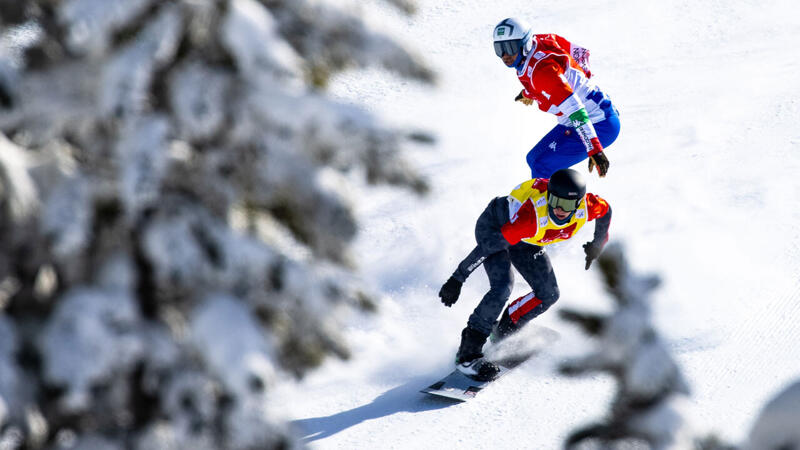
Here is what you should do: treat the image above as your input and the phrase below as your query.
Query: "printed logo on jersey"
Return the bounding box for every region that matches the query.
[535,196,547,208]
[539,217,549,228]
[549,140,557,151]
[540,223,578,243]
[575,209,586,219]
[533,51,546,59]
[507,198,523,221]
[527,67,533,77]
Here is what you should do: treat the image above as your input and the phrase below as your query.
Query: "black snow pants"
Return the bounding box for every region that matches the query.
[466,197,560,337]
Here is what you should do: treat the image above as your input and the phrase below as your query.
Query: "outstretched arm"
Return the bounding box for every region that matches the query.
[591,205,611,245]
[452,197,521,282]
[440,238,510,307]
[583,193,611,269]
[559,96,609,177]
[440,199,521,306]
[452,245,491,283]
[440,245,495,307]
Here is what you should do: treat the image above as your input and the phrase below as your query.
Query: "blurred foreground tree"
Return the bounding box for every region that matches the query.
[741,379,800,450]
[558,243,695,450]
[0,0,433,448]
[559,244,800,450]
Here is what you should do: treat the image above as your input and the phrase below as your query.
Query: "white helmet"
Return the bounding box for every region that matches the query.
[492,18,533,57]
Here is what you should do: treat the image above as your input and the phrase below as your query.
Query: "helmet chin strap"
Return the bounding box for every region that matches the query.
[512,52,524,70]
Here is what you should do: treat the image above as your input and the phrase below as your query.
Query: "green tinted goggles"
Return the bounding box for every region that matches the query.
[547,194,581,212]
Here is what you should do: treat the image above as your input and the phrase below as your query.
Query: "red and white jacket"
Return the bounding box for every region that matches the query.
[516,34,612,156]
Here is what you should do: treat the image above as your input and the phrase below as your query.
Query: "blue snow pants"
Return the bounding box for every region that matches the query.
[526,100,621,179]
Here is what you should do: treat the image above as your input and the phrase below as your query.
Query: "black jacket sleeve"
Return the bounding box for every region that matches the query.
[591,205,611,246]
[452,245,489,282]
[451,197,512,282]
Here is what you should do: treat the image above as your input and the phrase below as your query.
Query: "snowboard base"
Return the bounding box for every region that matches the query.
[421,365,512,402]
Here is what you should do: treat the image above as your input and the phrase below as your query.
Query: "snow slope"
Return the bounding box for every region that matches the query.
[273,0,800,448]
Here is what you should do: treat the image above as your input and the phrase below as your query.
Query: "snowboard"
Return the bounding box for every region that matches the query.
[420,363,515,401]
[421,325,560,402]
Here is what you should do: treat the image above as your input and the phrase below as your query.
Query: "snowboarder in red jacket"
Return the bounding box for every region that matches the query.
[493,17,620,179]
[438,169,611,380]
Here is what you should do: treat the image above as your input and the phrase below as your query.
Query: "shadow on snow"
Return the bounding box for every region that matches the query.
[291,375,457,443]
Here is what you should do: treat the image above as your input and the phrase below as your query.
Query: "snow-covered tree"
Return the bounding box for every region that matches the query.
[0,0,432,448]
[558,243,695,450]
[556,244,800,450]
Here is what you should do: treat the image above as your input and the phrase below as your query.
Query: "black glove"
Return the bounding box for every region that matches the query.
[438,276,462,307]
[588,151,610,177]
[583,242,603,270]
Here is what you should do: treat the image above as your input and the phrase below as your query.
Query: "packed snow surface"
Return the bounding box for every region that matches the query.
[276,0,800,448]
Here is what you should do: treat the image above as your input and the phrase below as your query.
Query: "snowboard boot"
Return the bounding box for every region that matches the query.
[455,327,500,381]
[490,308,519,344]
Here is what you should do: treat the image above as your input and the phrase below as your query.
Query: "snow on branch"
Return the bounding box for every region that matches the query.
[559,243,694,450]
[0,0,433,448]
[0,134,38,223]
[262,0,434,86]
[58,0,157,58]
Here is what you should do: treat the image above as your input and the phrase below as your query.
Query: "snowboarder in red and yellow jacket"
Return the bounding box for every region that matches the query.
[437,169,611,380]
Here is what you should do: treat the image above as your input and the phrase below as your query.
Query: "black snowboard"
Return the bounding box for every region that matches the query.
[421,325,560,402]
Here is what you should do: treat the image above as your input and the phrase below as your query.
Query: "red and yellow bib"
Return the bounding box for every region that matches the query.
[504,179,588,246]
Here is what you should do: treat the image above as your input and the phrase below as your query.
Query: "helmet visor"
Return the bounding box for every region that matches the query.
[494,39,523,57]
[547,193,581,212]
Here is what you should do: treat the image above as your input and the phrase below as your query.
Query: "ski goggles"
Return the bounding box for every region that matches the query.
[547,193,581,212]
[493,39,523,57]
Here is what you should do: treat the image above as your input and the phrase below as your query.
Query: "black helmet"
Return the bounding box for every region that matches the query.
[547,169,586,214]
